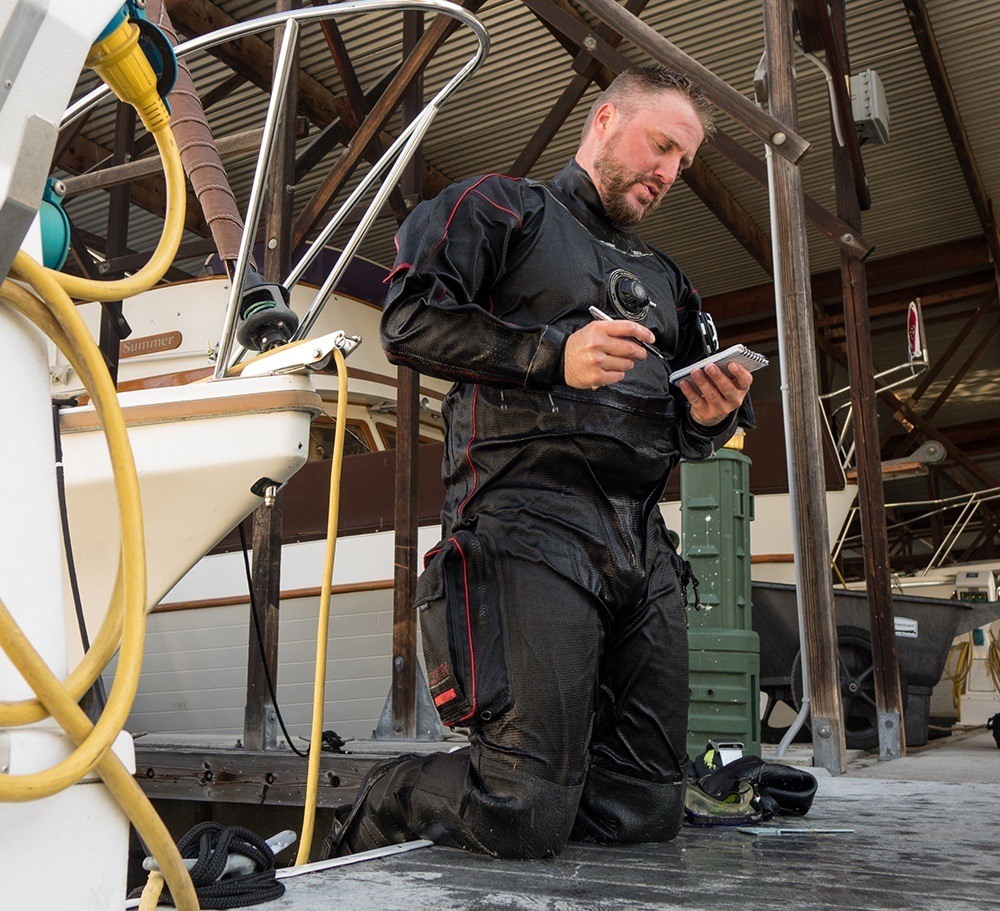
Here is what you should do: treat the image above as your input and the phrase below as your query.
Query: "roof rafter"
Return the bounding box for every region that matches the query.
[292,0,487,247]
[311,2,410,224]
[510,0,650,177]
[902,0,1000,264]
[520,0,773,273]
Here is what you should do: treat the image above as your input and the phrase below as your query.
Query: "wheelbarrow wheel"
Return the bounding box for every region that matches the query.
[790,625,907,751]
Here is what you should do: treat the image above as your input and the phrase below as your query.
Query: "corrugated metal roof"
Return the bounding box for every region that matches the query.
[54,0,999,459]
[57,0,997,287]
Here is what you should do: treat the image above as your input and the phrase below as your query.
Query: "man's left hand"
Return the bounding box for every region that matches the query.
[677,361,753,426]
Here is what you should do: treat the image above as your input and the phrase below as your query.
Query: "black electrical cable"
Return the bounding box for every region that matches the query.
[238,520,309,758]
[51,397,108,712]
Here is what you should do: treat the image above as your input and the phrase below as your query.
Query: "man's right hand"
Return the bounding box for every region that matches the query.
[563,319,654,389]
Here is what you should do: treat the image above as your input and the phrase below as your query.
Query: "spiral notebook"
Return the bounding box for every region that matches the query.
[668,344,769,384]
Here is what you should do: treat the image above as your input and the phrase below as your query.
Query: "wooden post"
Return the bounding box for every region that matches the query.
[827,0,904,758]
[243,0,301,752]
[761,0,846,774]
[100,101,136,384]
[389,10,425,740]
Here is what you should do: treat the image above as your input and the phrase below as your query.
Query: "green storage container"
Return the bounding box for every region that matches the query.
[682,448,753,629]
[686,630,760,759]
[681,446,761,758]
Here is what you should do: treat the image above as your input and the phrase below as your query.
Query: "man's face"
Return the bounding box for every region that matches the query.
[592,90,705,227]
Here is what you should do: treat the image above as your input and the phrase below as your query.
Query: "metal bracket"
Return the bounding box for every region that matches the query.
[374,665,445,742]
[238,331,361,378]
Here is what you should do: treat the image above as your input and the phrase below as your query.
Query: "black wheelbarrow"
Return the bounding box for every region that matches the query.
[752,581,1000,748]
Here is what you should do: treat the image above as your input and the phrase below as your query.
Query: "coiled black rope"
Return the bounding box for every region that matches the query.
[133,823,285,908]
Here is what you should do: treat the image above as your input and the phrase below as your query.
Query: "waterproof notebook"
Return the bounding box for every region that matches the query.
[668,344,769,385]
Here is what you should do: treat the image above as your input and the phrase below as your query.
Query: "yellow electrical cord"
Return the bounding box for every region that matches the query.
[0,260,197,909]
[0,17,197,905]
[0,274,126,727]
[51,14,184,303]
[52,122,184,302]
[0,256,151,800]
[295,347,349,865]
[139,871,166,911]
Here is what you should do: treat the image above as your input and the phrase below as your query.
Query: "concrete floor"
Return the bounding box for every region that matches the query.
[844,727,1000,784]
[254,727,1000,911]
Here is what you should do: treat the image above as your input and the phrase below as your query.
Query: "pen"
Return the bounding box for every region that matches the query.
[588,306,665,361]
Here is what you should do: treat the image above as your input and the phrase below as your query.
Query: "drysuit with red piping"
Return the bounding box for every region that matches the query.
[350,159,754,859]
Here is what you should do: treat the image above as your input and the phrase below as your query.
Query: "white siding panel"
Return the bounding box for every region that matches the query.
[117,588,399,741]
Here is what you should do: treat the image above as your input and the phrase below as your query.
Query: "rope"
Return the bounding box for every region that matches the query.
[132,823,285,909]
[943,634,973,710]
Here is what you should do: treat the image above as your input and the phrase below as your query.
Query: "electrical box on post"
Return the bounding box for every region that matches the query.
[851,69,890,145]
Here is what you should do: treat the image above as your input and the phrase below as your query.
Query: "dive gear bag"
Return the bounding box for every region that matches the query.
[685,745,818,826]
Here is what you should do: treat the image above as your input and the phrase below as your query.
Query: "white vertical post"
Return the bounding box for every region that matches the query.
[0,307,69,696]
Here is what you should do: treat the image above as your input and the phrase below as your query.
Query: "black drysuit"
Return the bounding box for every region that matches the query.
[363,159,752,858]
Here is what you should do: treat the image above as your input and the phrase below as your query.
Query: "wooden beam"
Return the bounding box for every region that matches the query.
[577,0,809,162]
[510,0,651,176]
[703,236,991,324]
[312,5,410,223]
[57,132,210,237]
[902,0,1000,262]
[826,0,904,759]
[85,71,250,173]
[292,0,485,246]
[707,128,871,261]
[527,0,592,65]
[721,280,995,350]
[61,128,269,196]
[293,66,398,181]
[390,11,425,742]
[107,236,220,273]
[244,1,302,753]
[794,0,871,210]
[683,158,772,275]
[73,228,194,284]
[134,744,379,810]
[762,0,845,775]
[518,0,867,263]
[520,0,773,272]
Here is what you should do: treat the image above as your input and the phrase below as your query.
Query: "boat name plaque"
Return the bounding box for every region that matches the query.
[120,331,183,359]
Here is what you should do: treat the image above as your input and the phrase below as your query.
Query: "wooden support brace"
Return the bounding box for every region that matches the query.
[577,0,809,161]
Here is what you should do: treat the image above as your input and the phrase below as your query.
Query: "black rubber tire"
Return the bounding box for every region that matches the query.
[790,625,907,751]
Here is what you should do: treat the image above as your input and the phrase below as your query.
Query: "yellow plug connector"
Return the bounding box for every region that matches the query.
[86,17,168,134]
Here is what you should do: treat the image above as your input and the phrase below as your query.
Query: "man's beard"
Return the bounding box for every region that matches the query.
[593,142,665,227]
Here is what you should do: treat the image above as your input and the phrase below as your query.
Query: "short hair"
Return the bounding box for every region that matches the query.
[580,64,716,142]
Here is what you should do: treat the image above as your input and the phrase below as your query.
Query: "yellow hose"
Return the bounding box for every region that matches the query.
[0,278,127,728]
[295,347,349,865]
[0,19,195,899]
[0,258,197,909]
[0,255,150,799]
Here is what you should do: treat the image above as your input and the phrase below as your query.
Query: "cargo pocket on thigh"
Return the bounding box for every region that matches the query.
[416,530,512,727]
